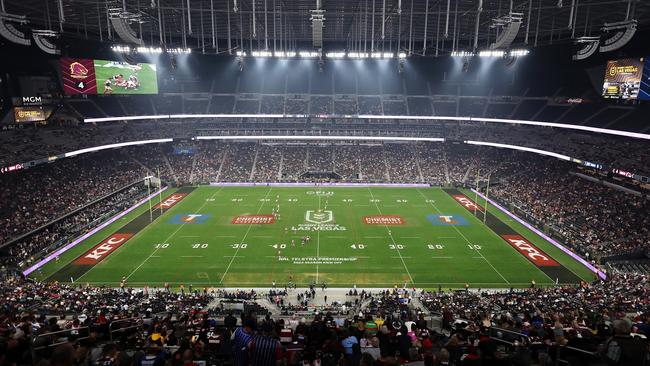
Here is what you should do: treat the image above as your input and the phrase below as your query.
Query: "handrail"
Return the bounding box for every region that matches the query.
[108,317,141,341]
[2,180,142,250]
[31,326,91,357]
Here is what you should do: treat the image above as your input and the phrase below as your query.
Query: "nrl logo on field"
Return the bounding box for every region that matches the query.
[305,210,333,224]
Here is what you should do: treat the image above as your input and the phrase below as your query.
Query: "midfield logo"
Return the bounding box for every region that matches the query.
[305,210,334,224]
[293,210,346,231]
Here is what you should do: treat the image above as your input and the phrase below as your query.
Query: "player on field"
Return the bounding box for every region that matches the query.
[102,79,113,94]
[291,239,295,247]
[125,74,139,89]
[112,74,126,86]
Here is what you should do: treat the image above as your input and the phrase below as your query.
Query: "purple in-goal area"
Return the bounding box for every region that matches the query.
[22,186,169,277]
[209,182,430,188]
[471,188,607,280]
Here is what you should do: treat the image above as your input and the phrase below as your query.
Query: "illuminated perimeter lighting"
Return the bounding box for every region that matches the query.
[196,135,445,143]
[464,140,571,161]
[81,114,650,141]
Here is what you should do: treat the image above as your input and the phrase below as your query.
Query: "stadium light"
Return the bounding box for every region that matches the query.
[236,51,247,57]
[371,52,383,59]
[251,50,272,57]
[111,45,190,54]
[136,46,163,54]
[478,50,505,57]
[167,47,191,54]
[299,51,319,58]
[383,52,394,59]
[111,45,132,53]
[508,49,529,57]
[398,52,407,59]
[451,51,475,57]
[348,52,369,59]
[325,52,346,59]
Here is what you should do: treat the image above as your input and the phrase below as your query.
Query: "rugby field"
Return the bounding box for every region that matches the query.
[36,186,595,289]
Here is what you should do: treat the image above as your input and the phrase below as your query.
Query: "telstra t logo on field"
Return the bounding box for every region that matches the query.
[305,210,334,224]
[169,213,211,224]
[427,214,469,226]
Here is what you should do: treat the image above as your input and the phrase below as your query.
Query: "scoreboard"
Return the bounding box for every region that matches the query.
[60,58,159,95]
[60,58,97,94]
[602,57,650,100]
[14,106,51,123]
[10,96,54,124]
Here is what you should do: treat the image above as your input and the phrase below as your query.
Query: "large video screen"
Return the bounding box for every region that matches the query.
[602,58,644,100]
[61,58,158,95]
[639,58,650,101]
[13,106,53,123]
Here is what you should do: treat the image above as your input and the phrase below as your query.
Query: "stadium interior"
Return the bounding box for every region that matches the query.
[0,0,649,365]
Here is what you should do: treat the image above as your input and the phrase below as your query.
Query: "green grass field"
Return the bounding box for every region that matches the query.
[34,186,595,289]
[94,60,158,94]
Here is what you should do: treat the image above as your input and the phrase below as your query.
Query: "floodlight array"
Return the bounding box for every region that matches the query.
[111,45,191,54]
[232,51,405,59]
[452,49,529,58]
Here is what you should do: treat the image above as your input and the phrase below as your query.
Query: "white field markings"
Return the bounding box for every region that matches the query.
[123,187,226,281]
[457,192,573,284]
[367,187,415,284]
[219,187,274,283]
[81,280,544,286]
[415,188,511,285]
[75,188,211,283]
[437,189,562,284]
[316,194,321,283]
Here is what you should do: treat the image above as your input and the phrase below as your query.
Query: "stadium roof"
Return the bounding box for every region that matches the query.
[2,0,649,54]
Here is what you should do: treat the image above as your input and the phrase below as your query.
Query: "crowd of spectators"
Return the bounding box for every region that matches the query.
[3,185,149,268]
[0,151,146,246]
[1,273,648,366]
[2,141,647,272]
[488,158,650,260]
[3,120,649,181]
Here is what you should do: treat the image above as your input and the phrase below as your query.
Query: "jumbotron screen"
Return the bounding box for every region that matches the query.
[13,106,53,123]
[61,58,159,95]
[602,58,643,100]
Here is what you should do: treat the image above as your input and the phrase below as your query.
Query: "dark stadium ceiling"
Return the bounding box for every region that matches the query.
[2,0,650,55]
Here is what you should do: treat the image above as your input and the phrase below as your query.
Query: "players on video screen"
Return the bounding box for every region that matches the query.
[102,63,142,94]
